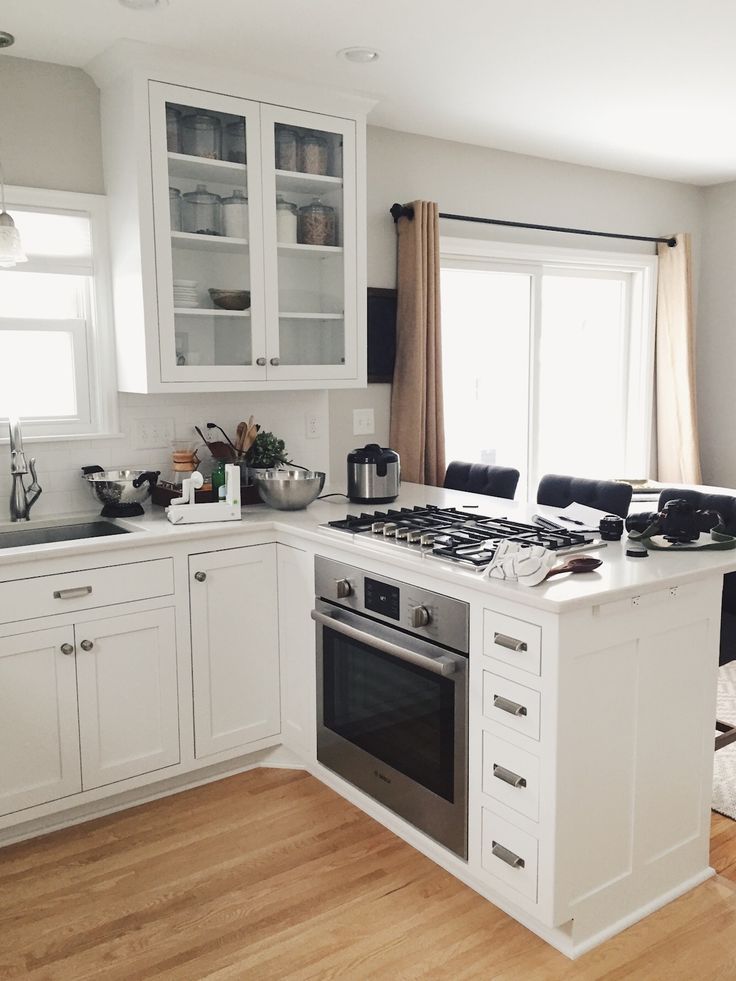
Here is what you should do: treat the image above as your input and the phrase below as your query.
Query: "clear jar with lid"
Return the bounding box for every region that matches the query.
[221,189,249,239]
[276,195,298,244]
[169,187,183,231]
[166,106,181,153]
[182,184,221,236]
[299,132,329,175]
[181,112,222,159]
[275,126,299,172]
[224,120,246,164]
[298,197,336,246]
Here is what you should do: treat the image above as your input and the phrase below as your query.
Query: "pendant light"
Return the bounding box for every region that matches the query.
[0,159,27,268]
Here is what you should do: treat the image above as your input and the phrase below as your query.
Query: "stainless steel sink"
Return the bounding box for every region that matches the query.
[0,520,133,550]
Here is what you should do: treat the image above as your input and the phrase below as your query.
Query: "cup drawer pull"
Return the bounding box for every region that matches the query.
[493,695,527,717]
[53,585,92,600]
[491,841,525,869]
[494,632,527,653]
[493,763,527,788]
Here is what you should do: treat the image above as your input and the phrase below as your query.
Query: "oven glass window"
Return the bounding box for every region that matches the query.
[323,626,456,801]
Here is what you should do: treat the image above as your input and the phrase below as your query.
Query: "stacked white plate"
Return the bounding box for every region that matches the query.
[174,280,199,308]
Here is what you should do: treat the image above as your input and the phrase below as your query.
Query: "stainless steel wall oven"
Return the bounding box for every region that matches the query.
[313,556,469,858]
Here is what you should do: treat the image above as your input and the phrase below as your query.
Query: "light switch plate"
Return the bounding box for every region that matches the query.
[353,408,375,435]
[133,417,175,450]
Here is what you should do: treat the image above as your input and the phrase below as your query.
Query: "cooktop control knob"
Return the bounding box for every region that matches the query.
[410,605,432,628]
[335,578,353,599]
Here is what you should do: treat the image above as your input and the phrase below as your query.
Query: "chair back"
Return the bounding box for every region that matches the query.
[536,473,632,518]
[443,461,520,501]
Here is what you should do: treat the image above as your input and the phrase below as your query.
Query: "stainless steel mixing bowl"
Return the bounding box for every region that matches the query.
[252,468,325,510]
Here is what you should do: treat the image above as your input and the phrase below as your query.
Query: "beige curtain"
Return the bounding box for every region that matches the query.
[389,201,446,486]
[655,232,702,484]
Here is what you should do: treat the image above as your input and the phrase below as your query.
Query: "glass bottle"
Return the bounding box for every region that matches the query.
[276,195,298,244]
[221,189,249,239]
[224,120,246,164]
[182,184,221,236]
[181,112,222,159]
[275,126,299,172]
[166,106,181,153]
[169,187,182,231]
[299,132,329,175]
[298,197,336,246]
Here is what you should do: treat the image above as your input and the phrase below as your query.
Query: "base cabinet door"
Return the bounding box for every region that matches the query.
[0,627,82,815]
[75,608,180,790]
[190,544,280,757]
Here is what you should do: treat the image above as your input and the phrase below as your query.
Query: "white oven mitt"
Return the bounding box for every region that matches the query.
[487,540,556,587]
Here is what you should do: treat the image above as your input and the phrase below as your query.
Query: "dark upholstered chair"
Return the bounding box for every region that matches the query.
[443,461,520,501]
[658,488,736,751]
[536,473,632,519]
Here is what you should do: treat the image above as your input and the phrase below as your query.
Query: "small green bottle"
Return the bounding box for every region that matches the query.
[211,461,227,501]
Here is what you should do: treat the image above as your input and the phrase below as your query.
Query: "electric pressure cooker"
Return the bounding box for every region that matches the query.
[347,444,400,504]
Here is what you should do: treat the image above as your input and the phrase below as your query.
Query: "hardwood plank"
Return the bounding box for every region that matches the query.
[1,769,736,979]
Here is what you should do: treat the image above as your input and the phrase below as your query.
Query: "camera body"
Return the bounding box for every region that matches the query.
[625,498,722,544]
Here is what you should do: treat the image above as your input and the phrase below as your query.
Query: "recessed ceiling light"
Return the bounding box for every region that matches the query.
[0,31,15,48]
[337,47,380,64]
[118,0,169,9]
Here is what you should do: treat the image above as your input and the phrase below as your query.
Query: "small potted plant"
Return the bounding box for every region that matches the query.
[246,430,290,477]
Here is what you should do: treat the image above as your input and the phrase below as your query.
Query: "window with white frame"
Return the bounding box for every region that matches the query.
[0,187,116,439]
[440,239,657,499]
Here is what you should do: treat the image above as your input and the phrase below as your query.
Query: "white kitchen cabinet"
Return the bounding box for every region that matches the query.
[189,544,280,757]
[75,608,180,790]
[0,627,82,815]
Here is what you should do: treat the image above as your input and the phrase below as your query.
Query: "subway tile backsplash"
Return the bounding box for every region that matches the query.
[1,390,330,520]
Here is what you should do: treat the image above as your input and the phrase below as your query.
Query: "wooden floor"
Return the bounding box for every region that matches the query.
[3,772,736,980]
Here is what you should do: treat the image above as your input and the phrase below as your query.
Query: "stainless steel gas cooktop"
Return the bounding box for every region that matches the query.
[323,505,598,570]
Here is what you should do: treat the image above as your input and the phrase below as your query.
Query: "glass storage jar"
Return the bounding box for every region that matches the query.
[221,189,249,239]
[299,132,329,175]
[224,120,246,164]
[169,187,183,231]
[182,184,221,236]
[275,126,299,172]
[298,197,336,246]
[166,106,181,153]
[276,195,298,244]
[181,112,222,159]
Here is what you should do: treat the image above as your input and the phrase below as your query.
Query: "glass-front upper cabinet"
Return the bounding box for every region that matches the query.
[260,106,357,381]
[149,82,266,382]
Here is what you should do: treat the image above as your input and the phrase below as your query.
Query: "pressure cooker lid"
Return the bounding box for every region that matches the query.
[348,443,399,465]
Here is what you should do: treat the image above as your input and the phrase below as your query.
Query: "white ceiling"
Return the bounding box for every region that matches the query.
[2,0,735,185]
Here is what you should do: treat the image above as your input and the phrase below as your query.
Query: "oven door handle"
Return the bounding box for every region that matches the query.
[311,609,457,677]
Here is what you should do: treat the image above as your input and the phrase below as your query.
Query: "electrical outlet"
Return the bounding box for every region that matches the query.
[133,417,175,450]
[353,408,375,436]
[305,413,322,439]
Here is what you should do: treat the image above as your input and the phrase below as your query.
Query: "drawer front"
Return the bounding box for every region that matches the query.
[0,559,174,624]
[481,807,539,902]
[483,609,542,676]
[482,671,541,741]
[482,731,540,821]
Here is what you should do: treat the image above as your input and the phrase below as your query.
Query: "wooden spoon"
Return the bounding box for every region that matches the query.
[545,556,602,579]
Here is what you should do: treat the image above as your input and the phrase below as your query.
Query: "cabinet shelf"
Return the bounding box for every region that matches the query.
[174,308,251,317]
[277,243,343,257]
[168,152,247,184]
[275,170,342,195]
[171,231,249,252]
[279,312,343,320]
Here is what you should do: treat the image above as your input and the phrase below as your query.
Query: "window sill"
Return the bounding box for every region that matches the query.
[0,432,126,444]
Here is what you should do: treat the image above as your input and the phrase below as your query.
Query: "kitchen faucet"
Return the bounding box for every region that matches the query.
[8,417,42,521]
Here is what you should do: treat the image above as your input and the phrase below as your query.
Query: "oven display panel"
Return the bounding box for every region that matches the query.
[364,578,400,620]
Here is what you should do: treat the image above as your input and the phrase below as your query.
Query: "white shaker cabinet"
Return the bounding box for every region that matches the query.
[189,544,281,758]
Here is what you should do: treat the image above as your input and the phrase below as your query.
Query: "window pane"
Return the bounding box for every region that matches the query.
[9,209,91,259]
[535,274,628,480]
[0,272,85,318]
[0,330,77,417]
[441,266,531,489]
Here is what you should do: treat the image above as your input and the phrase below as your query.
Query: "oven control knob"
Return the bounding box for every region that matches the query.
[410,605,432,628]
[335,578,353,599]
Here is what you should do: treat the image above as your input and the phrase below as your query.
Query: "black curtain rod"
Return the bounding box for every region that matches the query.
[389,203,677,248]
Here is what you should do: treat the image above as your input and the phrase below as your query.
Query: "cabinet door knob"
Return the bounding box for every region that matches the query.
[60,643,74,656]
[269,357,280,366]
[80,640,94,652]
[194,571,207,582]
[256,357,267,366]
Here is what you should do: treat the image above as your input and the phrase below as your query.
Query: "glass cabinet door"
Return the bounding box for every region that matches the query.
[149,82,266,382]
[261,106,357,381]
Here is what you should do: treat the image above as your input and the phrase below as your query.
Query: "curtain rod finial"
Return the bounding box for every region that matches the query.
[390,203,414,223]
[667,237,677,247]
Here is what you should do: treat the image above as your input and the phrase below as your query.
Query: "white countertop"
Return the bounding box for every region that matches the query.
[1,482,734,612]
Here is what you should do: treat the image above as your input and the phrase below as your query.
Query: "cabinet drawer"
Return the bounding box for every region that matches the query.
[483,610,542,676]
[482,731,540,821]
[482,671,541,741]
[481,807,539,902]
[0,559,174,625]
